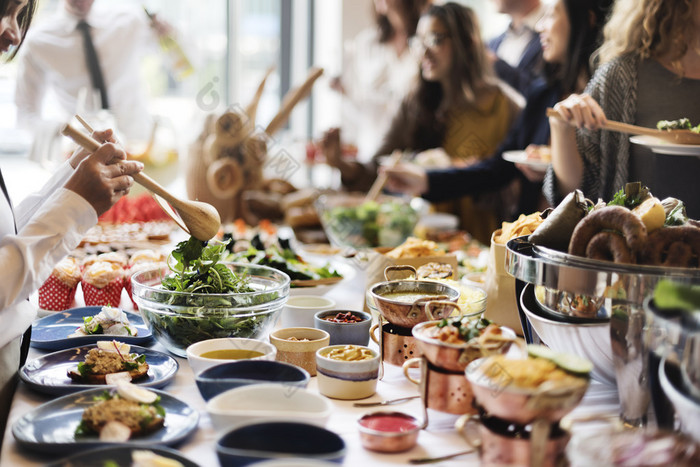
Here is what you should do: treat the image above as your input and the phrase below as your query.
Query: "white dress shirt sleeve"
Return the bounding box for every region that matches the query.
[14,45,50,130]
[0,164,97,348]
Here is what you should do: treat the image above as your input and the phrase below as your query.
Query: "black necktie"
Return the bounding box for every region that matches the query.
[76,20,109,110]
[0,168,31,367]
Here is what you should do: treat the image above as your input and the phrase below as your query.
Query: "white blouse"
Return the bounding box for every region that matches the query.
[0,161,96,348]
[339,28,418,161]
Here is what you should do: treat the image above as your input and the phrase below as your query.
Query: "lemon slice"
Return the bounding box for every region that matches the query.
[97,340,130,354]
[116,381,158,404]
[633,197,665,232]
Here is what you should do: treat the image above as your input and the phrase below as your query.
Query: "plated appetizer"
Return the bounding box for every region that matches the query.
[68,341,149,384]
[75,382,165,441]
[69,306,138,337]
[224,235,342,285]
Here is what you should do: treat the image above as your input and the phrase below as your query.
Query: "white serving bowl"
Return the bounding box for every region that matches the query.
[280,295,336,328]
[186,337,276,375]
[659,358,700,442]
[207,383,333,433]
[520,284,615,386]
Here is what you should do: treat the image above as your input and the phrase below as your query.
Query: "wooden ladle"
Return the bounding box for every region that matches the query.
[546,108,700,145]
[61,123,221,241]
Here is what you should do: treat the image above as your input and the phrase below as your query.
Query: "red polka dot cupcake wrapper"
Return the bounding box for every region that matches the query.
[38,275,78,311]
[81,278,124,307]
[124,278,138,310]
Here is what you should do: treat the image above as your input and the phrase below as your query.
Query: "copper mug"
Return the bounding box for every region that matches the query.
[370,321,422,366]
[403,357,476,415]
[455,414,571,467]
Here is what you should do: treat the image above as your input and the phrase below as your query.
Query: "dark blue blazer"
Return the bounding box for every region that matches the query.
[489,31,543,95]
[424,78,561,218]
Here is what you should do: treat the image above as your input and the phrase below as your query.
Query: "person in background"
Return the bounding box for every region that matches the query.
[14,0,172,142]
[546,0,700,218]
[488,0,546,95]
[0,0,143,440]
[329,0,430,162]
[321,2,522,244]
[382,0,612,222]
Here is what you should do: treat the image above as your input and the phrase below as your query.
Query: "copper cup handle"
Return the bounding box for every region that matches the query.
[402,357,423,385]
[424,300,461,321]
[455,414,482,449]
[370,323,381,345]
[383,265,417,281]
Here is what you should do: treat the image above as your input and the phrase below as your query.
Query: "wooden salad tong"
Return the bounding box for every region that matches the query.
[62,122,221,241]
[546,108,700,145]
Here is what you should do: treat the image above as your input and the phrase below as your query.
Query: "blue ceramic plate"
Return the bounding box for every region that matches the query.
[48,444,199,467]
[31,306,153,351]
[20,344,179,396]
[12,387,199,455]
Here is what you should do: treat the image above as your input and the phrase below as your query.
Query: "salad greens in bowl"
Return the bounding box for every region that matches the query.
[131,238,290,357]
[315,193,419,250]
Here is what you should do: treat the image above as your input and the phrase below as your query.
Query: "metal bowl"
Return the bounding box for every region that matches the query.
[465,357,589,425]
[357,411,422,453]
[412,320,517,373]
[506,235,700,427]
[369,279,460,328]
[521,284,615,386]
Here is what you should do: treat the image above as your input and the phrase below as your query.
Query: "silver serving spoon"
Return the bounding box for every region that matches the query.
[352,395,420,407]
[409,448,475,464]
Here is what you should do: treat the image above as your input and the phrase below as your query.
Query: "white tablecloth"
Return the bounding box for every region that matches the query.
[0,262,620,466]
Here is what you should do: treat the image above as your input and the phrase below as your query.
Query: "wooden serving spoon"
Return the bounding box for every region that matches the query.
[546,108,700,145]
[61,123,222,241]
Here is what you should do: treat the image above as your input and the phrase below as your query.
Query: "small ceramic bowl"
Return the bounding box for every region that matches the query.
[357,411,422,453]
[195,360,310,401]
[186,337,276,375]
[207,383,333,433]
[269,328,330,376]
[280,295,336,328]
[315,345,380,400]
[313,310,372,346]
[216,421,346,466]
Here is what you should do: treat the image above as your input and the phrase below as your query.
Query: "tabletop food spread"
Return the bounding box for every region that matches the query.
[2,180,700,467]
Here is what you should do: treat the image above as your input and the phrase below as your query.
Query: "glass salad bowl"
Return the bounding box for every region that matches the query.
[131,263,290,357]
[315,193,420,250]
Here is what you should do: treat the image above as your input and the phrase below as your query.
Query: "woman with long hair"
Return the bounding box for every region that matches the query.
[546,0,700,217]
[329,0,430,161]
[383,0,612,225]
[322,2,522,243]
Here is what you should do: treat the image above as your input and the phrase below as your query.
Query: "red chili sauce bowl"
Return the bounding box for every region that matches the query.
[357,411,422,452]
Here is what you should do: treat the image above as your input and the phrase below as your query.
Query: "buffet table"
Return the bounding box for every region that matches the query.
[0,257,621,466]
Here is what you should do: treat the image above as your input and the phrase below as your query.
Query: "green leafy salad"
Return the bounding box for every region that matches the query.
[225,236,341,285]
[657,118,700,133]
[143,237,284,351]
[320,198,417,248]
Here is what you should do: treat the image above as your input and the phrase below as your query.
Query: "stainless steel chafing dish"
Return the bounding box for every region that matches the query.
[505,236,700,427]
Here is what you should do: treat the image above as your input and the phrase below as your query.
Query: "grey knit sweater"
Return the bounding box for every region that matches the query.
[544,53,638,206]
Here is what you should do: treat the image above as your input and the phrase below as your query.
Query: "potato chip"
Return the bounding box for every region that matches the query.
[493,212,543,244]
[385,237,446,258]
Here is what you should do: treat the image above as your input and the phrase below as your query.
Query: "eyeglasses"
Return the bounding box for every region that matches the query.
[409,33,449,55]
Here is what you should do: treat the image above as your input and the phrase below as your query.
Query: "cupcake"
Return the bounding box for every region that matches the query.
[38,257,82,311]
[128,249,165,267]
[83,251,129,269]
[81,261,125,307]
